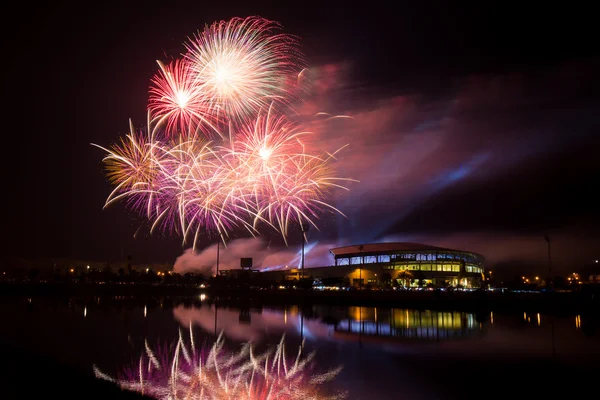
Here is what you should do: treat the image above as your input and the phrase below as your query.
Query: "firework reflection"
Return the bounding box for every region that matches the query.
[94,328,346,399]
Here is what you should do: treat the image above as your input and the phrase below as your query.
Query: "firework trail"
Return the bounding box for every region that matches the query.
[93,329,346,400]
[94,16,355,248]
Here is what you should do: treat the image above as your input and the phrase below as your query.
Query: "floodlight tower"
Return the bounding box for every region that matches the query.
[300,223,310,279]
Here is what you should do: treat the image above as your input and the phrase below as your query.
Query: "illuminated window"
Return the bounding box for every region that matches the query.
[408,264,419,270]
[452,265,460,272]
[421,264,432,271]
[465,265,481,273]
[443,264,452,272]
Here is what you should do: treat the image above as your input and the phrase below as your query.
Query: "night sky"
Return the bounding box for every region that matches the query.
[3,1,599,274]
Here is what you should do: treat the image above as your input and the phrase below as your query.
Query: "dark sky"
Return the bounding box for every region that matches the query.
[2,1,599,272]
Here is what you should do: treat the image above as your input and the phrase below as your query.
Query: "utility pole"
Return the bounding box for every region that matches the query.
[216,240,220,277]
[300,223,309,280]
[545,235,552,289]
[214,301,218,335]
[358,245,364,287]
[216,232,224,277]
[301,236,304,279]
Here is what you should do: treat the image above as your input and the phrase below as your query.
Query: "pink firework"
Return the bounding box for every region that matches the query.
[149,59,220,137]
[95,16,355,249]
[94,113,352,248]
[254,151,350,241]
[232,106,310,171]
[94,330,346,400]
[184,16,304,122]
[166,138,257,242]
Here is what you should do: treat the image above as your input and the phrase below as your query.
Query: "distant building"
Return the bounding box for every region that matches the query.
[259,242,485,288]
[218,257,259,279]
[581,260,600,283]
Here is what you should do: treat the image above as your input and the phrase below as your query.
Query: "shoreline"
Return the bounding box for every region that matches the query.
[2,282,599,314]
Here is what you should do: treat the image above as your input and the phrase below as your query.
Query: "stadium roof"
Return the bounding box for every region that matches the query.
[329,242,482,258]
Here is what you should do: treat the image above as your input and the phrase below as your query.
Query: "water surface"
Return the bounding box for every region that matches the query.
[1,295,599,399]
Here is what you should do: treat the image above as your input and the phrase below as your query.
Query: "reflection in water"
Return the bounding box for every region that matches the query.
[94,328,346,400]
[174,304,480,345]
[174,304,335,343]
[239,308,251,324]
[335,307,478,342]
[3,295,600,399]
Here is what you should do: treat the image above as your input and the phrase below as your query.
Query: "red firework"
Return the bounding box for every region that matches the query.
[149,59,220,137]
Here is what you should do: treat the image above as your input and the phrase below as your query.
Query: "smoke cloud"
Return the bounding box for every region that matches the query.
[172,237,340,275]
[172,60,600,277]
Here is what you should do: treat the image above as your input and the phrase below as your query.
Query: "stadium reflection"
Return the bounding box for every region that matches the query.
[334,307,479,343]
[173,302,482,345]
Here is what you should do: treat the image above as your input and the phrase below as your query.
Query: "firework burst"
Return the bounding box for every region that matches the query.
[149,59,221,138]
[94,329,346,400]
[94,16,355,248]
[253,150,350,241]
[95,108,352,248]
[93,121,168,220]
[184,16,304,122]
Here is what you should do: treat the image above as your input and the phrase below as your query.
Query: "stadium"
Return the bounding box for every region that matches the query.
[274,242,485,288]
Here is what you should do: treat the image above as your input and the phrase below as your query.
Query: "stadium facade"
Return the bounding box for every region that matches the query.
[264,242,485,288]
